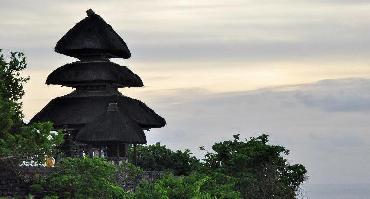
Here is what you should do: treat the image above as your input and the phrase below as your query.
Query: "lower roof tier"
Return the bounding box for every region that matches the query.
[30,94,166,129]
[76,103,147,144]
[46,61,143,88]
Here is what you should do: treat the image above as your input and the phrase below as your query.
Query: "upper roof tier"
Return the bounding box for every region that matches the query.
[55,9,131,60]
[46,61,143,88]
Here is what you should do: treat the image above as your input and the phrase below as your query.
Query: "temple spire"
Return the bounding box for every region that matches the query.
[31,10,166,159]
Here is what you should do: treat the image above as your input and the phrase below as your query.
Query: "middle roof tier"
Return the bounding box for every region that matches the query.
[46,61,143,88]
[30,94,166,130]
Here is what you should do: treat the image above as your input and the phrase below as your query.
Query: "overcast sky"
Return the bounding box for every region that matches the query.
[1,0,370,185]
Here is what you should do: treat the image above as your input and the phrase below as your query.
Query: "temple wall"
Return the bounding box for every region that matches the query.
[0,166,162,197]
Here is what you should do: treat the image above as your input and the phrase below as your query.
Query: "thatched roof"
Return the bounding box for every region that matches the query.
[30,94,166,129]
[46,61,143,87]
[76,103,146,144]
[55,9,131,59]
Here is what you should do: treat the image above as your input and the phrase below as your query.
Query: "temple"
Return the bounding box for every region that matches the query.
[30,9,166,161]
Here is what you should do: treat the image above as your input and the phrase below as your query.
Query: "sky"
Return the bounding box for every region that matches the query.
[1,0,370,185]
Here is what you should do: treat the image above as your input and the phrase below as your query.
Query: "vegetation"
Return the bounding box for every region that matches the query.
[36,136,306,199]
[35,158,130,198]
[130,135,307,199]
[33,158,240,199]
[0,50,63,165]
[134,172,240,199]
[0,50,29,128]
[129,143,200,175]
[0,122,63,164]
[202,134,307,198]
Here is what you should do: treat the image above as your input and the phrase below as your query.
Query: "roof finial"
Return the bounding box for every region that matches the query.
[86,9,96,17]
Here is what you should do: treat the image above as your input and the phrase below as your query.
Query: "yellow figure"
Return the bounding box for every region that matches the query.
[45,156,55,167]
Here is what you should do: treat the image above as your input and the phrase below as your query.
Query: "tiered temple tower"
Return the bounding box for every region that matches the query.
[31,9,166,160]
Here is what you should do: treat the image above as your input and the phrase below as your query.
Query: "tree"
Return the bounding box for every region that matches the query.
[0,122,64,164]
[0,50,29,129]
[128,134,307,198]
[0,50,63,165]
[0,95,15,135]
[202,134,307,199]
[129,143,200,176]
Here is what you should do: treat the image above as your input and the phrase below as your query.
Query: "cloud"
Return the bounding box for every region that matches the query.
[1,0,370,64]
[307,0,370,4]
[294,78,370,112]
[143,78,370,184]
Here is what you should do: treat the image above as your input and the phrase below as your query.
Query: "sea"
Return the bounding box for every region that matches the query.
[301,184,370,199]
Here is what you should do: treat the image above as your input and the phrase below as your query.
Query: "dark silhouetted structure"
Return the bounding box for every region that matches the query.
[31,9,166,161]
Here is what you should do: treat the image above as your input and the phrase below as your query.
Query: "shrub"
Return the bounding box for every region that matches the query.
[129,143,200,176]
[134,172,240,199]
[38,157,131,199]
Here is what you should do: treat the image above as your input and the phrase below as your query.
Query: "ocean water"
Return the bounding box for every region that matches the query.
[301,184,370,199]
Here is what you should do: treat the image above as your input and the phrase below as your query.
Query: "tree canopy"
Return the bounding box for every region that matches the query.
[0,50,63,165]
[202,134,307,198]
[131,135,307,199]
[129,143,200,176]
[0,50,29,128]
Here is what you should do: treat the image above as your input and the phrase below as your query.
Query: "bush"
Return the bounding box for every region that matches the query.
[0,122,64,165]
[130,143,200,176]
[199,172,241,199]
[38,157,131,199]
[134,172,240,199]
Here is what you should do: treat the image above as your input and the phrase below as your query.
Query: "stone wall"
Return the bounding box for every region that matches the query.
[0,166,52,197]
[0,166,162,197]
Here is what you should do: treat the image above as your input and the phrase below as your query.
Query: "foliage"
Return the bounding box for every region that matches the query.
[31,157,241,198]
[0,122,64,164]
[198,172,241,199]
[0,50,64,165]
[134,172,240,199]
[34,158,240,199]
[0,49,29,127]
[38,157,131,199]
[24,133,306,199]
[128,135,306,198]
[0,96,15,135]
[202,134,307,199]
[129,143,200,175]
